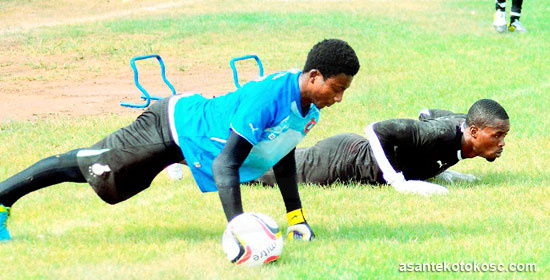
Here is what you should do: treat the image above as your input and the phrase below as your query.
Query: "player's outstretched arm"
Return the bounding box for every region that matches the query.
[434,170,478,184]
[364,123,449,196]
[273,149,315,241]
[213,130,253,221]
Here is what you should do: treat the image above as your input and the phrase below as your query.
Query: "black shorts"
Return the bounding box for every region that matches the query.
[255,133,382,186]
[76,97,184,204]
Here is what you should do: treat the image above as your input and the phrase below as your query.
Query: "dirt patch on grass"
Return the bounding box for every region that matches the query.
[0,0,440,122]
[0,0,242,122]
[0,63,255,122]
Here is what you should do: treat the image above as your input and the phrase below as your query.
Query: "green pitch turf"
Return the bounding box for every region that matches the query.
[0,0,548,279]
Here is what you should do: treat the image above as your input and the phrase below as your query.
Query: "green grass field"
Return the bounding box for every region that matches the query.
[1,0,549,279]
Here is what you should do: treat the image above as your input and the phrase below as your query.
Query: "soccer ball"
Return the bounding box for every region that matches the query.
[222,212,283,267]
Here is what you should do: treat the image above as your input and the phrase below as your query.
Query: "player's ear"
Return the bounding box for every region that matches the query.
[469,125,479,138]
[308,69,323,84]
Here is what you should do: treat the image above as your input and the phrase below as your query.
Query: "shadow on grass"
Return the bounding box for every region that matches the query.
[249,171,539,192]
[315,221,486,243]
[432,170,547,189]
[248,181,384,190]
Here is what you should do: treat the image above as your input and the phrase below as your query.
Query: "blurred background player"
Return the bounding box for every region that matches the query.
[0,39,360,242]
[255,99,510,196]
[494,0,527,32]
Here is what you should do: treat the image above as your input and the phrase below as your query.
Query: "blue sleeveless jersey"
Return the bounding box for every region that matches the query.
[168,70,320,192]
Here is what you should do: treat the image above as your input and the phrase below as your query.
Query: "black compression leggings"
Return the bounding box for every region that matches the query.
[0,149,85,207]
[496,0,523,12]
[511,0,523,14]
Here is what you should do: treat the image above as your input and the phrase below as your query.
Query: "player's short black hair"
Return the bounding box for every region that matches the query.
[303,39,360,79]
[466,99,509,128]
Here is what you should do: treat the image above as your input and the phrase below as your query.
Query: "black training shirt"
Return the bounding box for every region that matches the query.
[371,110,465,181]
[256,110,466,185]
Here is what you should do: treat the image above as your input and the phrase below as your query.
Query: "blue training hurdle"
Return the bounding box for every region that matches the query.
[121,54,263,108]
[120,54,176,108]
[229,54,264,88]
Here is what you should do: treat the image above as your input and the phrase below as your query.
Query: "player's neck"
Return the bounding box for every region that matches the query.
[300,99,311,115]
[298,73,311,115]
[461,132,476,159]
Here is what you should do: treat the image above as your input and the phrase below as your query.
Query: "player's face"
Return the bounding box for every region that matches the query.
[473,119,510,162]
[310,73,353,109]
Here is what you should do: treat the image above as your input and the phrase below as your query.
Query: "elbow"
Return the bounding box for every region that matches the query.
[212,156,227,186]
[212,155,224,175]
[213,153,241,172]
[212,155,239,191]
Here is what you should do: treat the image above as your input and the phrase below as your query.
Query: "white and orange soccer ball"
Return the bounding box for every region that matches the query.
[222,212,283,267]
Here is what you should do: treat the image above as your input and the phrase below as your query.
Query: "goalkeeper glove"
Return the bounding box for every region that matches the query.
[286,208,315,241]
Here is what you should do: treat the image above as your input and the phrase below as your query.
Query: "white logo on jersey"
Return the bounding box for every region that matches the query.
[436,160,447,168]
[249,123,259,133]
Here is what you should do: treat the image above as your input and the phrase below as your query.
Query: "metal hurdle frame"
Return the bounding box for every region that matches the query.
[120,54,176,108]
[121,54,263,108]
[229,54,264,88]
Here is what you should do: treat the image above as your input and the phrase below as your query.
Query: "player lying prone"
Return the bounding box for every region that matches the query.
[254,99,510,195]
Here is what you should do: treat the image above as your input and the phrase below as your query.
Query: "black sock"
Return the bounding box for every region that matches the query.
[0,149,86,207]
[511,0,523,22]
[495,0,506,12]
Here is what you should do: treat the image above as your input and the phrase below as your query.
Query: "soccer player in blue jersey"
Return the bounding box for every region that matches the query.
[0,39,360,242]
